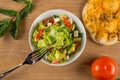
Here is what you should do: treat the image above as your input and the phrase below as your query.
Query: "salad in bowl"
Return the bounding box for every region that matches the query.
[29,9,86,66]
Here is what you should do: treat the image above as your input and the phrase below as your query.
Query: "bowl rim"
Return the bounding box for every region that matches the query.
[29,9,86,66]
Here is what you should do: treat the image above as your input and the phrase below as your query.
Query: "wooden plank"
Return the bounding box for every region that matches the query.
[0,0,120,80]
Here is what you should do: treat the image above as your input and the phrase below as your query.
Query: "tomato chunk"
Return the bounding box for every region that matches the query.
[63,17,73,30]
[36,29,44,41]
[52,60,60,64]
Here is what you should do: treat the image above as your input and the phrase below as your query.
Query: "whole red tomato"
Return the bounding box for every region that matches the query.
[91,56,118,80]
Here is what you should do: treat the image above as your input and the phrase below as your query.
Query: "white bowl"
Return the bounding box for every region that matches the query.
[29,9,86,66]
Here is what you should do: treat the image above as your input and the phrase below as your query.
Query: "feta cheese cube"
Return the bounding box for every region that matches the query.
[54,18,60,23]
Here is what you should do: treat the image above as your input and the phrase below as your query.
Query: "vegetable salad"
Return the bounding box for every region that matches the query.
[32,15,82,64]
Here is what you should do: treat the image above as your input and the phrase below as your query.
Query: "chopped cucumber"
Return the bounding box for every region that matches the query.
[73,37,81,42]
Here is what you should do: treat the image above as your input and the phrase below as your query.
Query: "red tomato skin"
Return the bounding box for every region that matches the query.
[49,17,54,24]
[36,29,44,41]
[75,41,80,49]
[63,17,73,30]
[91,56,118,80]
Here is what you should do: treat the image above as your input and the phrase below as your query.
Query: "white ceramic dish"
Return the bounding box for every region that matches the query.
[29,9,86,66]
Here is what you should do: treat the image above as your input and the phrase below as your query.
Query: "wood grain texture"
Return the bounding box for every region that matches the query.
[0,0,120,80]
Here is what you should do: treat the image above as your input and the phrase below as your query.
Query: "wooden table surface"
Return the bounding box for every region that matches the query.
[0,0,120,80]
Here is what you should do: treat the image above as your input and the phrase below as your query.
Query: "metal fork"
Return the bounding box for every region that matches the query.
[0,48,48,79]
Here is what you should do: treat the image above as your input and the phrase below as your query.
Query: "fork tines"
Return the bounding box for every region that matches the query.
[30,48,48,63]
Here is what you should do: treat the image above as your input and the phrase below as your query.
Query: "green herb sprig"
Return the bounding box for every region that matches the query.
[0,0,33,39]
[0,9,17,17]
[0,18,11,38]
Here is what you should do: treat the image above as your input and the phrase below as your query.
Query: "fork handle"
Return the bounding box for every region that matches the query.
[0,64,23,79]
